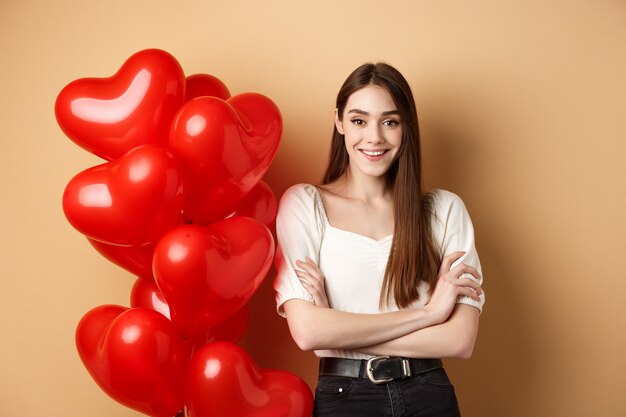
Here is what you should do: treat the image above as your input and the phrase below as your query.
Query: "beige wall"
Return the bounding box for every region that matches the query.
[1,0,625,416]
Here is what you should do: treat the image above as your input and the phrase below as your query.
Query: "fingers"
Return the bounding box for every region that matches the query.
[456,277,482,298]
[445,267,482,293]
[295,258,323,281]
[298,274,314,291]
[439,251,465,275]
[458,287,481,302]
[296,270,318,293]
[449,263,481,281]
[295,258,325,290]
[295,262,329,308]
[432,267,483,303]
[457,281,483,301]
[298,276,325,305]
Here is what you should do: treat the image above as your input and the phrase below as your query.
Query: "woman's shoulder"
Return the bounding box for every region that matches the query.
[428,188,471,220]
[280,183,320,204]
[277,183,327,233]
[429,188,464,207]
[278,183,324,216]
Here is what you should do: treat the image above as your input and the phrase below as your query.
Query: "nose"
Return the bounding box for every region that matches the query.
[366,124,385,144]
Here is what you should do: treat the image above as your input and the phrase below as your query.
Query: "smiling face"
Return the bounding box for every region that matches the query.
[335,84,403,181]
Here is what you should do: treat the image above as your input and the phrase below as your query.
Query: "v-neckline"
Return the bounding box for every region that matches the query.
[312,185,394,244]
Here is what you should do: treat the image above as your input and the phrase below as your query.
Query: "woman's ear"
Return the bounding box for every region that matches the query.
[334,109,344,135]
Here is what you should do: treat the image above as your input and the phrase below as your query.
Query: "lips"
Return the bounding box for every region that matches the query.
[359,149,389,159]
[361,149,386,156]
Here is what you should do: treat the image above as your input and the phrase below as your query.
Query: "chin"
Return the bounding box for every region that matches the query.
[361,166,393,178]
[348,158,395,179]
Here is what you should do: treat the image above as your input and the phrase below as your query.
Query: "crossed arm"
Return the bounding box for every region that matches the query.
[283,252,482,359]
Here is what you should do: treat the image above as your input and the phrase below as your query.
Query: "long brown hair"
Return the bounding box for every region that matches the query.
[322,63,441,308]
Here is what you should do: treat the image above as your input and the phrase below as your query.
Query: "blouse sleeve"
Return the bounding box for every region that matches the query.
[273,184,324,317]
[433,190,485,313]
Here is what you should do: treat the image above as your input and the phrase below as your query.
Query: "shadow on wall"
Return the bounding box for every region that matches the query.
[242,267,319,388]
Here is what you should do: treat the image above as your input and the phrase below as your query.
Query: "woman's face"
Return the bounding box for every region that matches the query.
[335,85,402,180]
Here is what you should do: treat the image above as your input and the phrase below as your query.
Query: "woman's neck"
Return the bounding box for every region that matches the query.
[334,170,392,203]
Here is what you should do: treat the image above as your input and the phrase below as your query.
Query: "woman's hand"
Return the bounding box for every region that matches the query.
[295,257,329,308]
[424,251,482,324]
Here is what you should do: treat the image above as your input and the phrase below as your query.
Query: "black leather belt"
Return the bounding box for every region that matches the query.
[319,356,443,384]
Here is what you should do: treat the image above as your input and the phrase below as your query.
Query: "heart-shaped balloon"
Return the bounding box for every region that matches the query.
[55,49,185,160]
[88,239,155,278]
[185,73,231,102]
[185,342,314,417]
[131,276,250,344]
[204,304,249,344]
[169,93,282,224]
[153,217,274,339]
[131,277,171,319]
[76,305,190,417]
[63,145,184,246]
[229,180,278,228]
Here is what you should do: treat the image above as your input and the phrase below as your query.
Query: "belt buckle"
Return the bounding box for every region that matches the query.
[367,356,412,384]
[366,356,412,384]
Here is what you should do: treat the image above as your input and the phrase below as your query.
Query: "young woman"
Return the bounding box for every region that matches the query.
[274,63,484,416]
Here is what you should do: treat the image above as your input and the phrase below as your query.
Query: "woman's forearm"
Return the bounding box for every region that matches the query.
[357,304,480,359]
[283,299,442,351]
[285,252,482,353]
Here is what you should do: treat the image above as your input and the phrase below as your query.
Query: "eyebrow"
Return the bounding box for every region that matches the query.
[347,108,400,116]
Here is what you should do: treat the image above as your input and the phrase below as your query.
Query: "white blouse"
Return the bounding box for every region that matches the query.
[273,183,484,359]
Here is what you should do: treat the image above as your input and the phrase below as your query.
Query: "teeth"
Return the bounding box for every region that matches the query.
[362,150,385,156]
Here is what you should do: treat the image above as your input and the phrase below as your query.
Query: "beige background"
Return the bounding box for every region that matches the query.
[1,0,625,416]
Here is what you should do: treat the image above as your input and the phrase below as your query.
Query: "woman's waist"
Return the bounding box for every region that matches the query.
[317,355,443,383]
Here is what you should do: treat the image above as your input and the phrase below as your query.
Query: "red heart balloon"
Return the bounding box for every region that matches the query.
[88,239,155,278]
[185,342,313,417]
[63,145,184,246]
[204,304,250,344]
[131,277,171,319]
[55,49,185,161]
[131,277,249,344]
[130,278,250,347]
[153,217,274,339]
[185,73,231,102]
[230,180,278,228]
[76,305,190,417]
[169,93,282,224]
